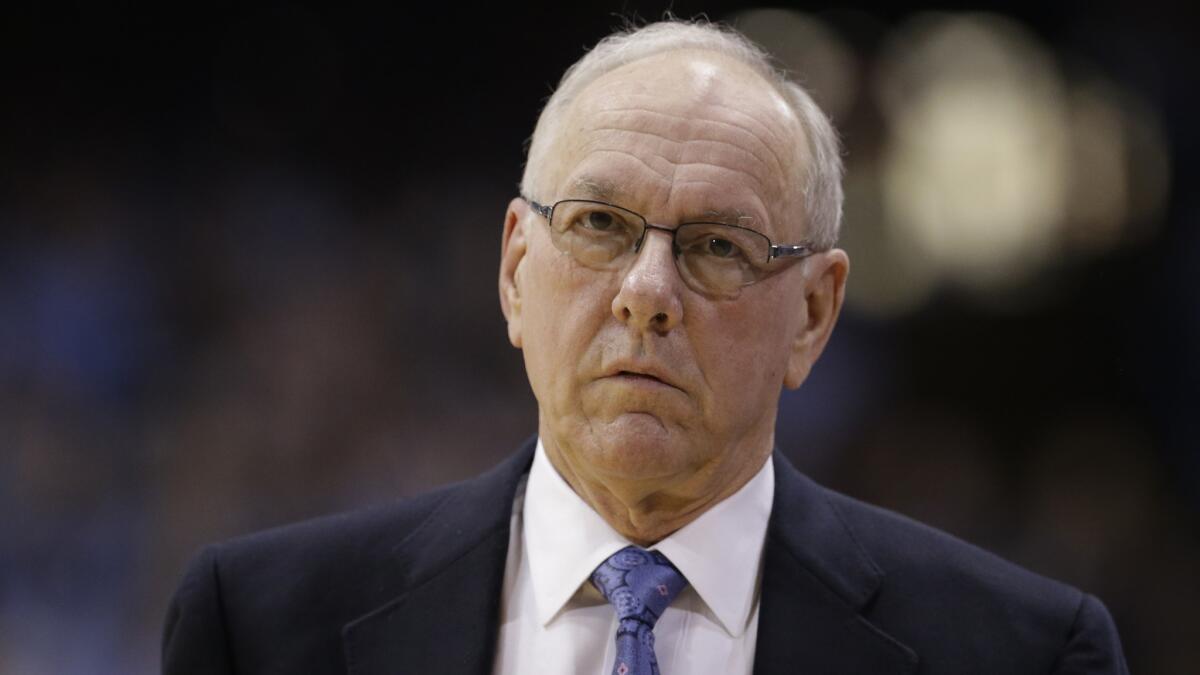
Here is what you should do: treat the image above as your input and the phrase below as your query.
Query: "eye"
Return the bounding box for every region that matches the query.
[580,209,620,232]
[677,224,761,265]
[704,237,741,258]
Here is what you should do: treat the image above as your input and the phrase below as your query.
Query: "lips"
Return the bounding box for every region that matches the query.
[603,361,683,391]
[618,371,666,384]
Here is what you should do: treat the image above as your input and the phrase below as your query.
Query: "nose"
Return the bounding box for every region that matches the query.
[611,227,684,334]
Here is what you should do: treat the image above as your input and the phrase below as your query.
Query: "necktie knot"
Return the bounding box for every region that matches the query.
[591,546,688,675]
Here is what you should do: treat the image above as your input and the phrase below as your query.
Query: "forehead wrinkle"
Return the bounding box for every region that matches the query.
[706,97,808,231]
[577,125,781,209]
[577,148,775,206]
[660,175,772,235]
[571,148,677,186]
[704,99,803,182]
[594,107,789,182]
[588,146,777,220]
[585,126,777,183]
[706,99,791,146]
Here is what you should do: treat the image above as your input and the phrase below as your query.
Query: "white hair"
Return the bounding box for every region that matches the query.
[520,19,845,249]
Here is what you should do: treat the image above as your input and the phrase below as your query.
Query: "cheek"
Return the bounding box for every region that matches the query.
[691,300,793,418]
[520,243,614,407]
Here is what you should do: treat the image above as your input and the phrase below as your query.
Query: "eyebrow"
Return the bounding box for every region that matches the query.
[569,177,624,202]
[697,208,755,226]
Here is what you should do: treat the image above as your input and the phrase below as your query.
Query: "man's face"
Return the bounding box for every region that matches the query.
[500,50,846,506]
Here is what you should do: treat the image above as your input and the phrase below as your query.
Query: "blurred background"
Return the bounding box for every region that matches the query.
[1,1,1195,672]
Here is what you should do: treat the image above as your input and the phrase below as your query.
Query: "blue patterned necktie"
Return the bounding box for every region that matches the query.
[590,546,689,675]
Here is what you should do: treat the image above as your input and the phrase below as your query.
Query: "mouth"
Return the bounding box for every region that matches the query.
[617,371,666,383]
[603,363,683,392]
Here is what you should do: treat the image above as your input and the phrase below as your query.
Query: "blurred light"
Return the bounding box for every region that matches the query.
[1120,89,1172,237]
[1062,70,1169,254]
[852,13,1172,310]
[1064,80,1130,253]
[732,8,860,122]
[840,158,939,317]
[875,14,1070,291]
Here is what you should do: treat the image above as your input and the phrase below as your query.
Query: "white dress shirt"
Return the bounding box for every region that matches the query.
[492,439,775,675]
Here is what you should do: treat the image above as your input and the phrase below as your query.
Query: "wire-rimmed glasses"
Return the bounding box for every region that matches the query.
[525,197,814,298]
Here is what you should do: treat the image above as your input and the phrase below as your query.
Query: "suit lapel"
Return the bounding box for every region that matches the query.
[341,440,536,675]
[754,452,918,675]
[338,441,917,674]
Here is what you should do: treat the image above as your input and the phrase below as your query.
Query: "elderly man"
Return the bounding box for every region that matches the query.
[163,20,1127,675]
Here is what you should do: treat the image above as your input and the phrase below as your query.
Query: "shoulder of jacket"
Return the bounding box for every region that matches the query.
[817,483,1082,620]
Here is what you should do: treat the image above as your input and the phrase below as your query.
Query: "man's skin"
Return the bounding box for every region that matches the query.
[498,49,849,546]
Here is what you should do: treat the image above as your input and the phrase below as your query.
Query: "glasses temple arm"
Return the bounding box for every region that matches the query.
[524,197,553,219]
[768,243,814,260]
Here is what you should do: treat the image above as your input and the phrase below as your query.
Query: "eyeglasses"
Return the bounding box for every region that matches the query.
[524,197,815,298]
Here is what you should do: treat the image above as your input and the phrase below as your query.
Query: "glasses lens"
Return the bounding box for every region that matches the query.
[675,223,770,296]
[548,200,644,268]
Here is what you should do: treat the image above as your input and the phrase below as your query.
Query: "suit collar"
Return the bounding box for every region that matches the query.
[753,450,918,674]
[341,438,537,675]
[766,450,883,606]
[525,438,775,638]
[339,440,918,675]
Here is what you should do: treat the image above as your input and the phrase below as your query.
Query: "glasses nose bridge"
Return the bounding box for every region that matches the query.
[632,221,680,254]
[625,219,686,284]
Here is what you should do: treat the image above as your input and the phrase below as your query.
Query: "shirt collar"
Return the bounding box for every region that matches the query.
[523,438,775,637]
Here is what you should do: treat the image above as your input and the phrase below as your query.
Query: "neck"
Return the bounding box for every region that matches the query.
[539,428,773,546]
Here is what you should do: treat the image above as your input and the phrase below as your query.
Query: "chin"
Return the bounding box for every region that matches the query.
[584,414,697,481]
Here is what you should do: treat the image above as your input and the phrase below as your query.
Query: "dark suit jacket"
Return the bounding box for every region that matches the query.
[163,437,1128,674]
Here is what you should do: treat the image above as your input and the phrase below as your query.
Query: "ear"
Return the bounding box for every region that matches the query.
[784,248,849,389]
[498,197,530,348]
